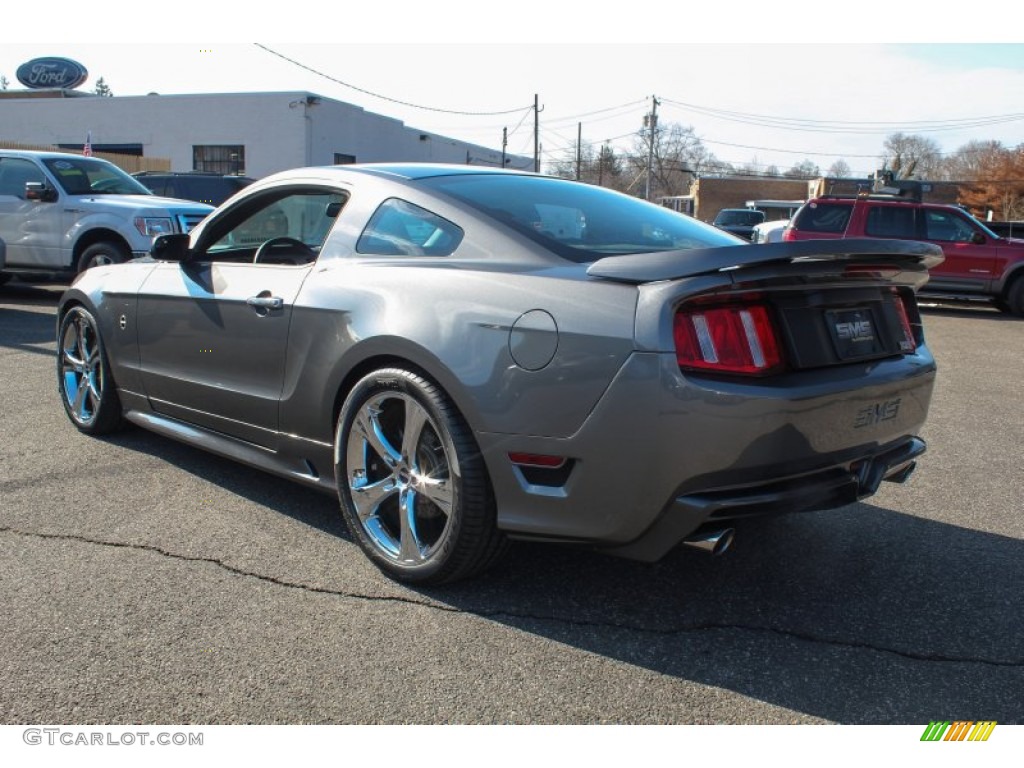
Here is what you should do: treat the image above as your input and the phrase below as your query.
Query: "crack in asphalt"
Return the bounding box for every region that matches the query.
[3,525,1021,669]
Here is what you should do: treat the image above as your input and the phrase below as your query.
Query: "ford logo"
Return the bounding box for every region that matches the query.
[16,57,89,90]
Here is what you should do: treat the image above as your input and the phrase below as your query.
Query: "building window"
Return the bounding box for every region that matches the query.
[193,145,245,175]
[334,153,356,165]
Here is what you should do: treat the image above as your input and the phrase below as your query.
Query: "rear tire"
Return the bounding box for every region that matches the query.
[78,241,129,273]
[335,368,507,585]
[1002,277,1024,317]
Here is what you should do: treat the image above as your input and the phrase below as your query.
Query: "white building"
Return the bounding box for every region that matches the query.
[0,90,533,177]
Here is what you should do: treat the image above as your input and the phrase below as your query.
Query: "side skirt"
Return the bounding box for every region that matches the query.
[122,406,338,496]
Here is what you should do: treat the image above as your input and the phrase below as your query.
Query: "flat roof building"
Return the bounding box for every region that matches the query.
[0,90,533,177]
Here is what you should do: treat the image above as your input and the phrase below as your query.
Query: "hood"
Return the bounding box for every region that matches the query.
[587,238,944,284]
[74,194,214,214]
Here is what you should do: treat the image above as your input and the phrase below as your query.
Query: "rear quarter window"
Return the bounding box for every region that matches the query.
[357,198,464,257]
[865,206,917,238]
[794,202,852,233]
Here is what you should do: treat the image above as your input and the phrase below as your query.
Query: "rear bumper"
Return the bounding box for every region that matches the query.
[606,435,925,561]
[480,348,936,557]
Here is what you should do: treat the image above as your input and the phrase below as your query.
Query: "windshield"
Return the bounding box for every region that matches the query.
[419,174,739,262]
[714,210,764,226]
[42,156,153,196]
[963,210,1001,239]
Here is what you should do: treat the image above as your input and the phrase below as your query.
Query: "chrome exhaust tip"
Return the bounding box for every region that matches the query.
[682,528,735,557]
[883,461,917,484]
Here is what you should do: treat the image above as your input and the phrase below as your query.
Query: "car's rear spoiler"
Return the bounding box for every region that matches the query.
[587,238,944,284]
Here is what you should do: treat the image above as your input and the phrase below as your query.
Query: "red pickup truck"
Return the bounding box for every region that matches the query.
[783,194,1024,316]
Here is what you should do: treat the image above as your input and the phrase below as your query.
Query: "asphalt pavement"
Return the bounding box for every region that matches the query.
[1,283,1021,724]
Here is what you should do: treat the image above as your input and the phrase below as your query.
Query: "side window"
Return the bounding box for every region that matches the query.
[794,203,851,233]
[205,190,347,264]
[924,209,977,242]
[865,206,917,238]
[357,198,464,257]
[0,158,45,199]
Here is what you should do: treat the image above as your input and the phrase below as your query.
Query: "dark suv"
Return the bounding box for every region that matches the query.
[712,208,765,240]
[133,171,255,206]
[784,194,1024,316]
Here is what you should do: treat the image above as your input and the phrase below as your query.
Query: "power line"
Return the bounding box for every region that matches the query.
[660,98,1024,135]
[543,99,648,127]
[254,44,533,116]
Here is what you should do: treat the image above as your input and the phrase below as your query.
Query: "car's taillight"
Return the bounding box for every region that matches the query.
[892,290,918,353]
[674,302,784,375]
[781,227,797,242]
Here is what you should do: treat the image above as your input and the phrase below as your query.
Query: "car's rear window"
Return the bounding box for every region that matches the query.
[793,202,852,233]
[715,210,764,226]
[418,174,739,262]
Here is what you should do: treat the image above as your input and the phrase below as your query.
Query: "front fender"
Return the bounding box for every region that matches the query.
[57,261,158,395]
[66,212,149,256]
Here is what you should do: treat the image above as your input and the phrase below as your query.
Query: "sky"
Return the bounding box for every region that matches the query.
[3,3,1023,177]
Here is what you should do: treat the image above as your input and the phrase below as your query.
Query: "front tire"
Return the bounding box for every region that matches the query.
[57,306,124,434]
[78,241,129,273]
[335,368,506,585]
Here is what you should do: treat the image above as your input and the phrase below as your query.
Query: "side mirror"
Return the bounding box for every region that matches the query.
[151,233,191,262]
[971,231,986,245]
[25,181,57,202]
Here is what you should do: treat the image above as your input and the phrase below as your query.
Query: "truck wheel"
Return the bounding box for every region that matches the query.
[78,241,130,273]
[1003,277,1024,318]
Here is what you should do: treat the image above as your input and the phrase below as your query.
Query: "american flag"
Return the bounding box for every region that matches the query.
[83,131,93,157]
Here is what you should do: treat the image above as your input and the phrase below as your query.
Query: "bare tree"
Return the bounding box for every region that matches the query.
[826,159,852,177]
[550,141,595,181]
[94,77,114,97]
[0,75,8,91]
[625,122,723,197]
[550,141,628,192]
[942,140,1004,181]
[880,132,943,179]
[784,159,820,178]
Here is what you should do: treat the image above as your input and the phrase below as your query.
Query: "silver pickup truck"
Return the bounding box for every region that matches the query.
[0,150,212,283]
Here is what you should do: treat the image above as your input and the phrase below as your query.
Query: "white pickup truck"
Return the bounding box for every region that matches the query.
[0,150,213,283]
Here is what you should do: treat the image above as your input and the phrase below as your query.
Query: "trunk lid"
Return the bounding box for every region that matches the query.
[607,239,943,374]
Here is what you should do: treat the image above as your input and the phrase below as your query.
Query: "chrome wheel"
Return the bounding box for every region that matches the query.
[57,306,123,434]
[335,368,506,584]
[345,391,456,565]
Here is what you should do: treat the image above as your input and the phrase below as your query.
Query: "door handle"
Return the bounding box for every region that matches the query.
[246,296,284,310]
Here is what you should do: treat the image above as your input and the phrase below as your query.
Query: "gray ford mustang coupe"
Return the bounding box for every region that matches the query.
[57,164,942,584]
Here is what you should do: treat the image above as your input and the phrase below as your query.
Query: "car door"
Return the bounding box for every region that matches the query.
[136,186,347,449]
[919,206,996,291]
[0,157,64,267]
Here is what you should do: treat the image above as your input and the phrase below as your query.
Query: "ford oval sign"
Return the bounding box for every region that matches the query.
[16,57,89,90]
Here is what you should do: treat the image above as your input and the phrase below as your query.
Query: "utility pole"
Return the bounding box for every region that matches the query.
[534,94,540,173]
[501,127,507,168]
[644,95,659,200]
[576,122,582,180]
